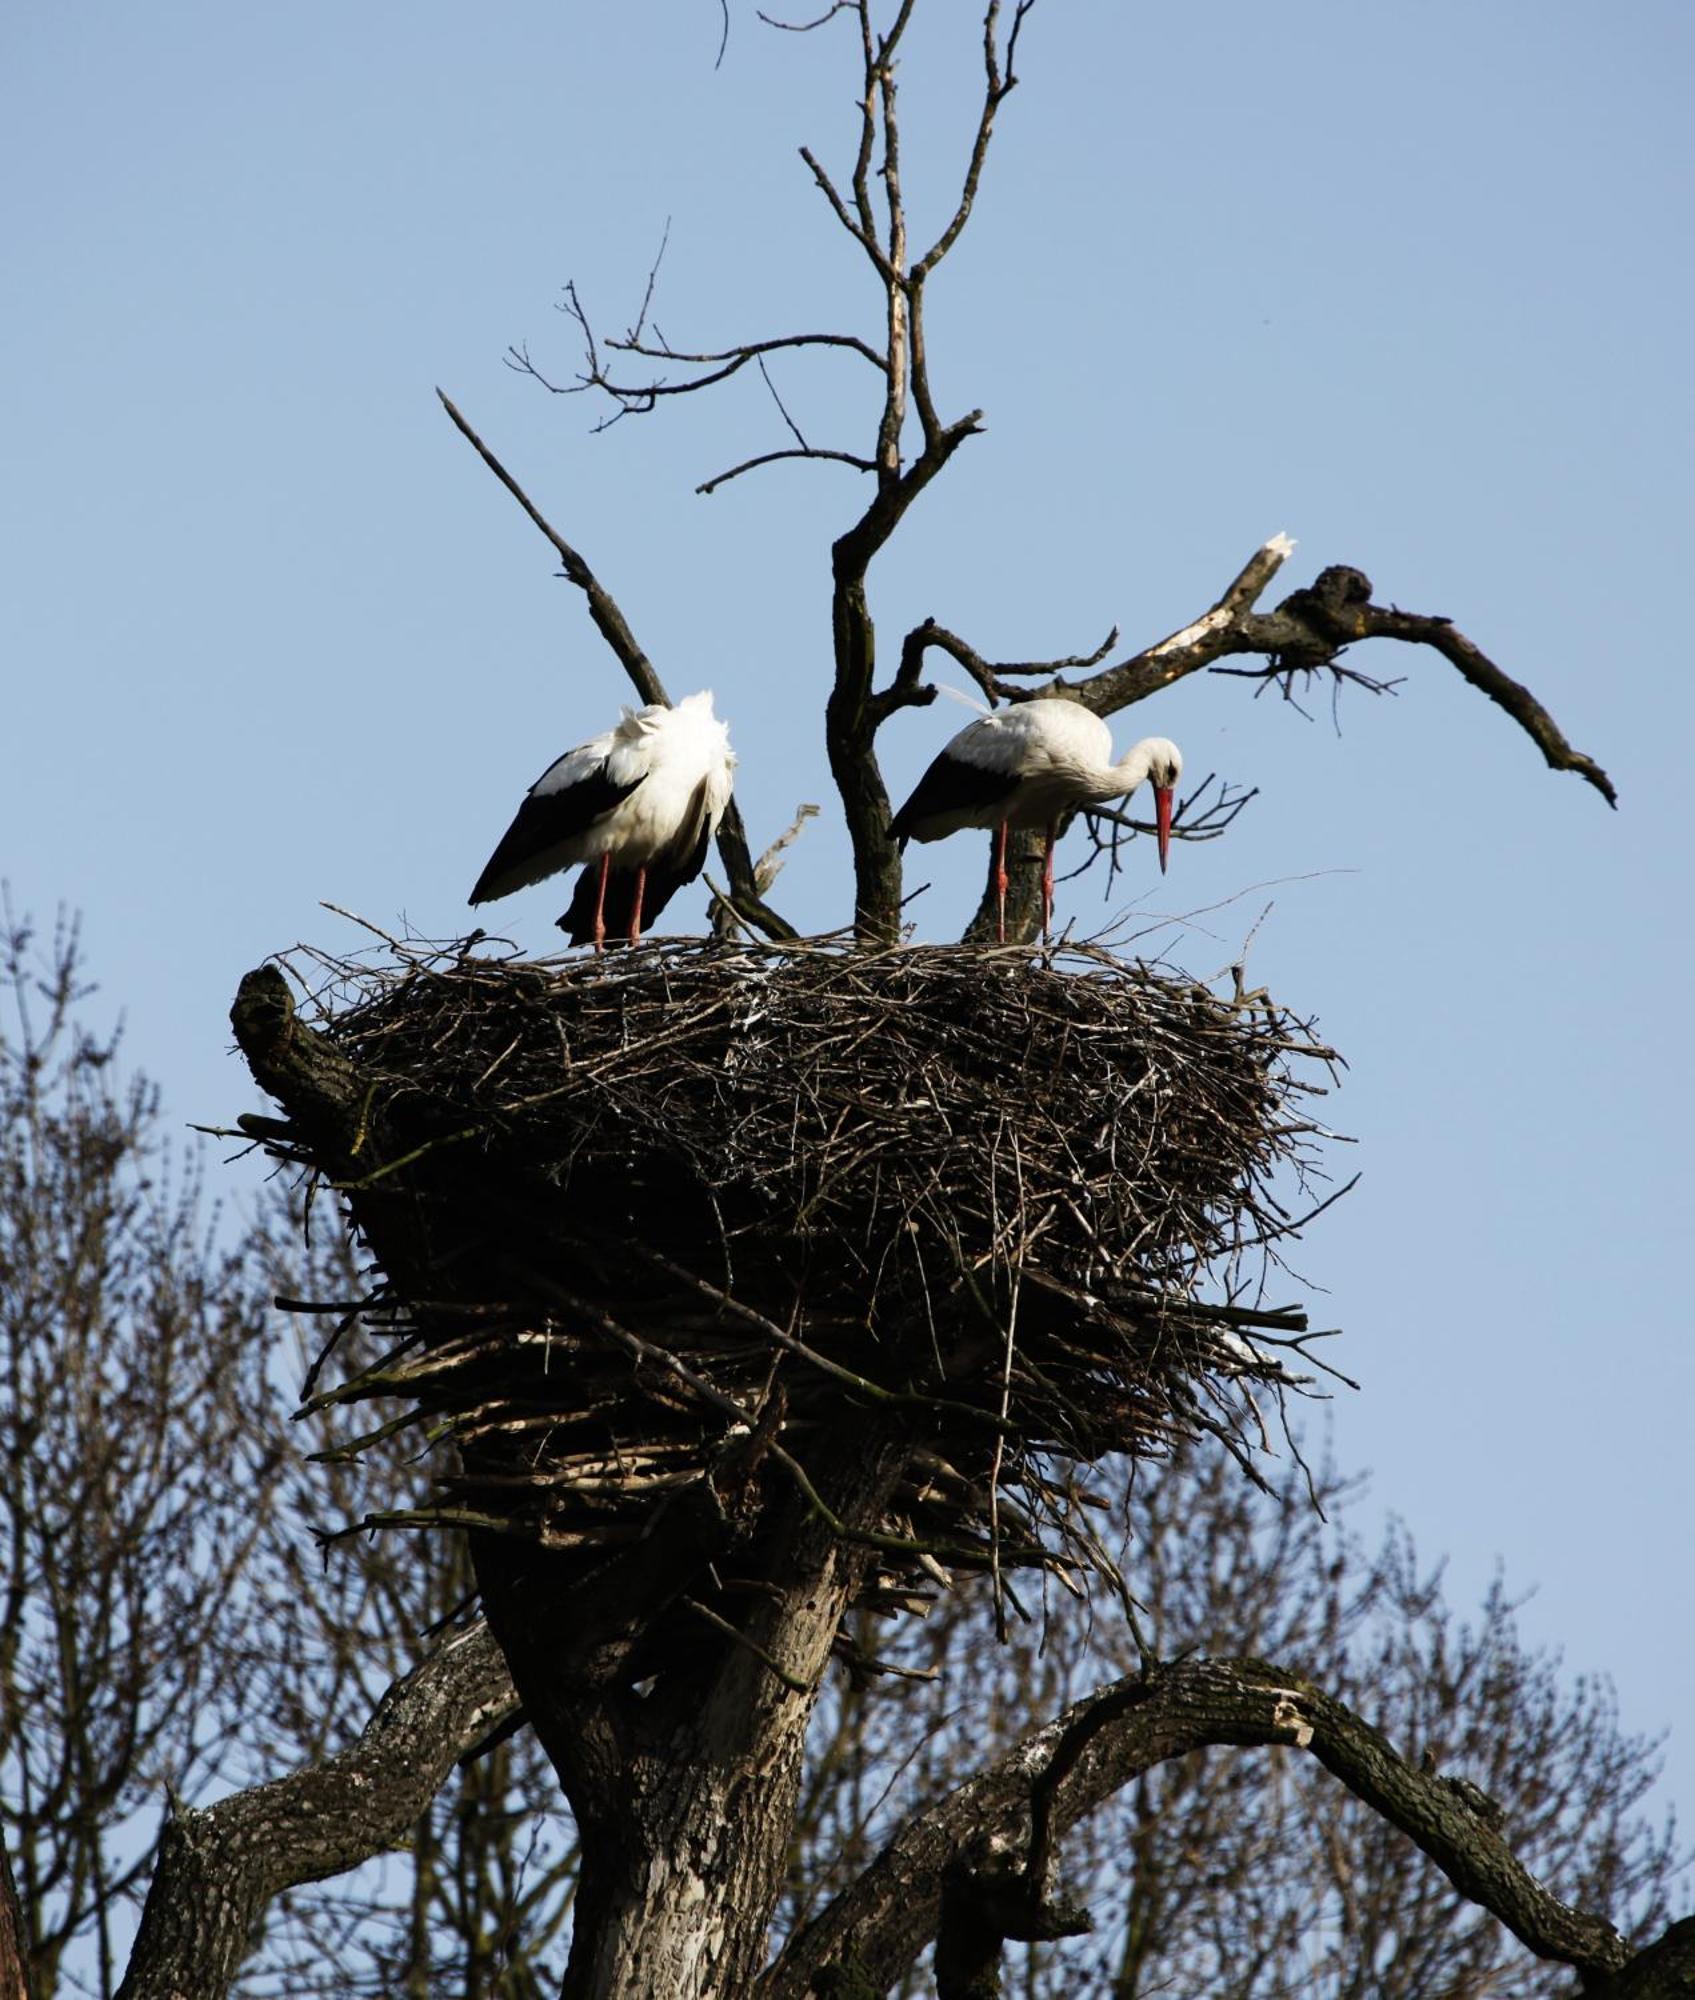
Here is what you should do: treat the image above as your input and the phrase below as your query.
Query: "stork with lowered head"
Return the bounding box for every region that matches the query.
[891,697,1182,942]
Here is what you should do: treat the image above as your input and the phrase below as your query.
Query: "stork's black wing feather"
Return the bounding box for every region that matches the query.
[468,763,641,905]
[890,750,1018,847]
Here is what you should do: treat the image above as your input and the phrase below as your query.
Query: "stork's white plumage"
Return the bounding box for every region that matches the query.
[891,699,1182,941]
[469,691,736,949]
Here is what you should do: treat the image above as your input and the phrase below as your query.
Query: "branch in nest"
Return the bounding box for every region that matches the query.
[1064,774,1258,893]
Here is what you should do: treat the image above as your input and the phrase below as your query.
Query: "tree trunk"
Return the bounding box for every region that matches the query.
[466,1426,913,2000]
[0,1828,30,2000]
[562,1694,814,1999]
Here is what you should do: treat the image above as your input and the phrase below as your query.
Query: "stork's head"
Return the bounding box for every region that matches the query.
[1140,737,1182,873]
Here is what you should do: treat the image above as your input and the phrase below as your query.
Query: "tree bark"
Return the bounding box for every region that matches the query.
[762,1655,1692,2000]
[117,1626,516,2000]
[0,1827,30,2000]
[486,1427,915,2000]
[1584,1921,1695,1999]
[559,1640,831,1999]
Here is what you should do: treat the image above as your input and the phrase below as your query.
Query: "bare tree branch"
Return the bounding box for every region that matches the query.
[869,6,916,476]
[697,446,877,497]
[759,353,808,451]
[798,143,892,272]
[117,1626,517,2000]
[1065,530,1302,714]
[1061,537,1614,807]
[760,1654,1669,2000]
[912,0,1035,282]
[511,312,889,410]
[872,616,1119,721]
[628,214,671,346]
[1357,599,1618,805]
[759,1,858,29]
[435,388,664,707]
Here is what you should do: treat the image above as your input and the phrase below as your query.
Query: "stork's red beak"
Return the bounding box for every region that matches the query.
[1155,786,1173,874]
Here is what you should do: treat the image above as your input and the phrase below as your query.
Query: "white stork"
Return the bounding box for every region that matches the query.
[891,698,1182,942]
[468,691,736,949]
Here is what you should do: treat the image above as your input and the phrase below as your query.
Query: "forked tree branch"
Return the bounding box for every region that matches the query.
[912,0,1034,284]
[435,391,797,941]
[799,143,896,280]
[509,305,888,410]
[1066,536,1614,810]
[935,532,1615,942]
[873,617,1120,722]
[760,1654,1688,2000]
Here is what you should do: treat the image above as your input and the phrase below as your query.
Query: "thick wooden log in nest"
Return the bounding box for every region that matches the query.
[234,936,1347,1621]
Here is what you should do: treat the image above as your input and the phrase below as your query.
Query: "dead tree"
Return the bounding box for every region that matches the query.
[0,911,299,2000]
[503,2,1611,951]
[98,6,1695,1999]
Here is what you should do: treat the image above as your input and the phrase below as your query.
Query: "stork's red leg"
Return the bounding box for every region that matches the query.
[591,851,611,953]
[628,867,647,945]
[1042,821,1057,941]
[995,820,1010,945]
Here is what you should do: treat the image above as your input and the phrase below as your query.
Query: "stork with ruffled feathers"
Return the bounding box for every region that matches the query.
[891,698,1182,942]
[469,691,736,950]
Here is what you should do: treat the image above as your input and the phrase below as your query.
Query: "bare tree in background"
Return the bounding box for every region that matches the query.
[0,912,546,2000]
[0,909,281,1999]
[228,1266,573,2000]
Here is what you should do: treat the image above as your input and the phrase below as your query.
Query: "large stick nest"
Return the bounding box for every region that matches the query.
[265,936,1346,1617]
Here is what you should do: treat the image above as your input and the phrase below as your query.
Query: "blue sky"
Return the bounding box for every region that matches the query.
[5,0,1693,1862]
